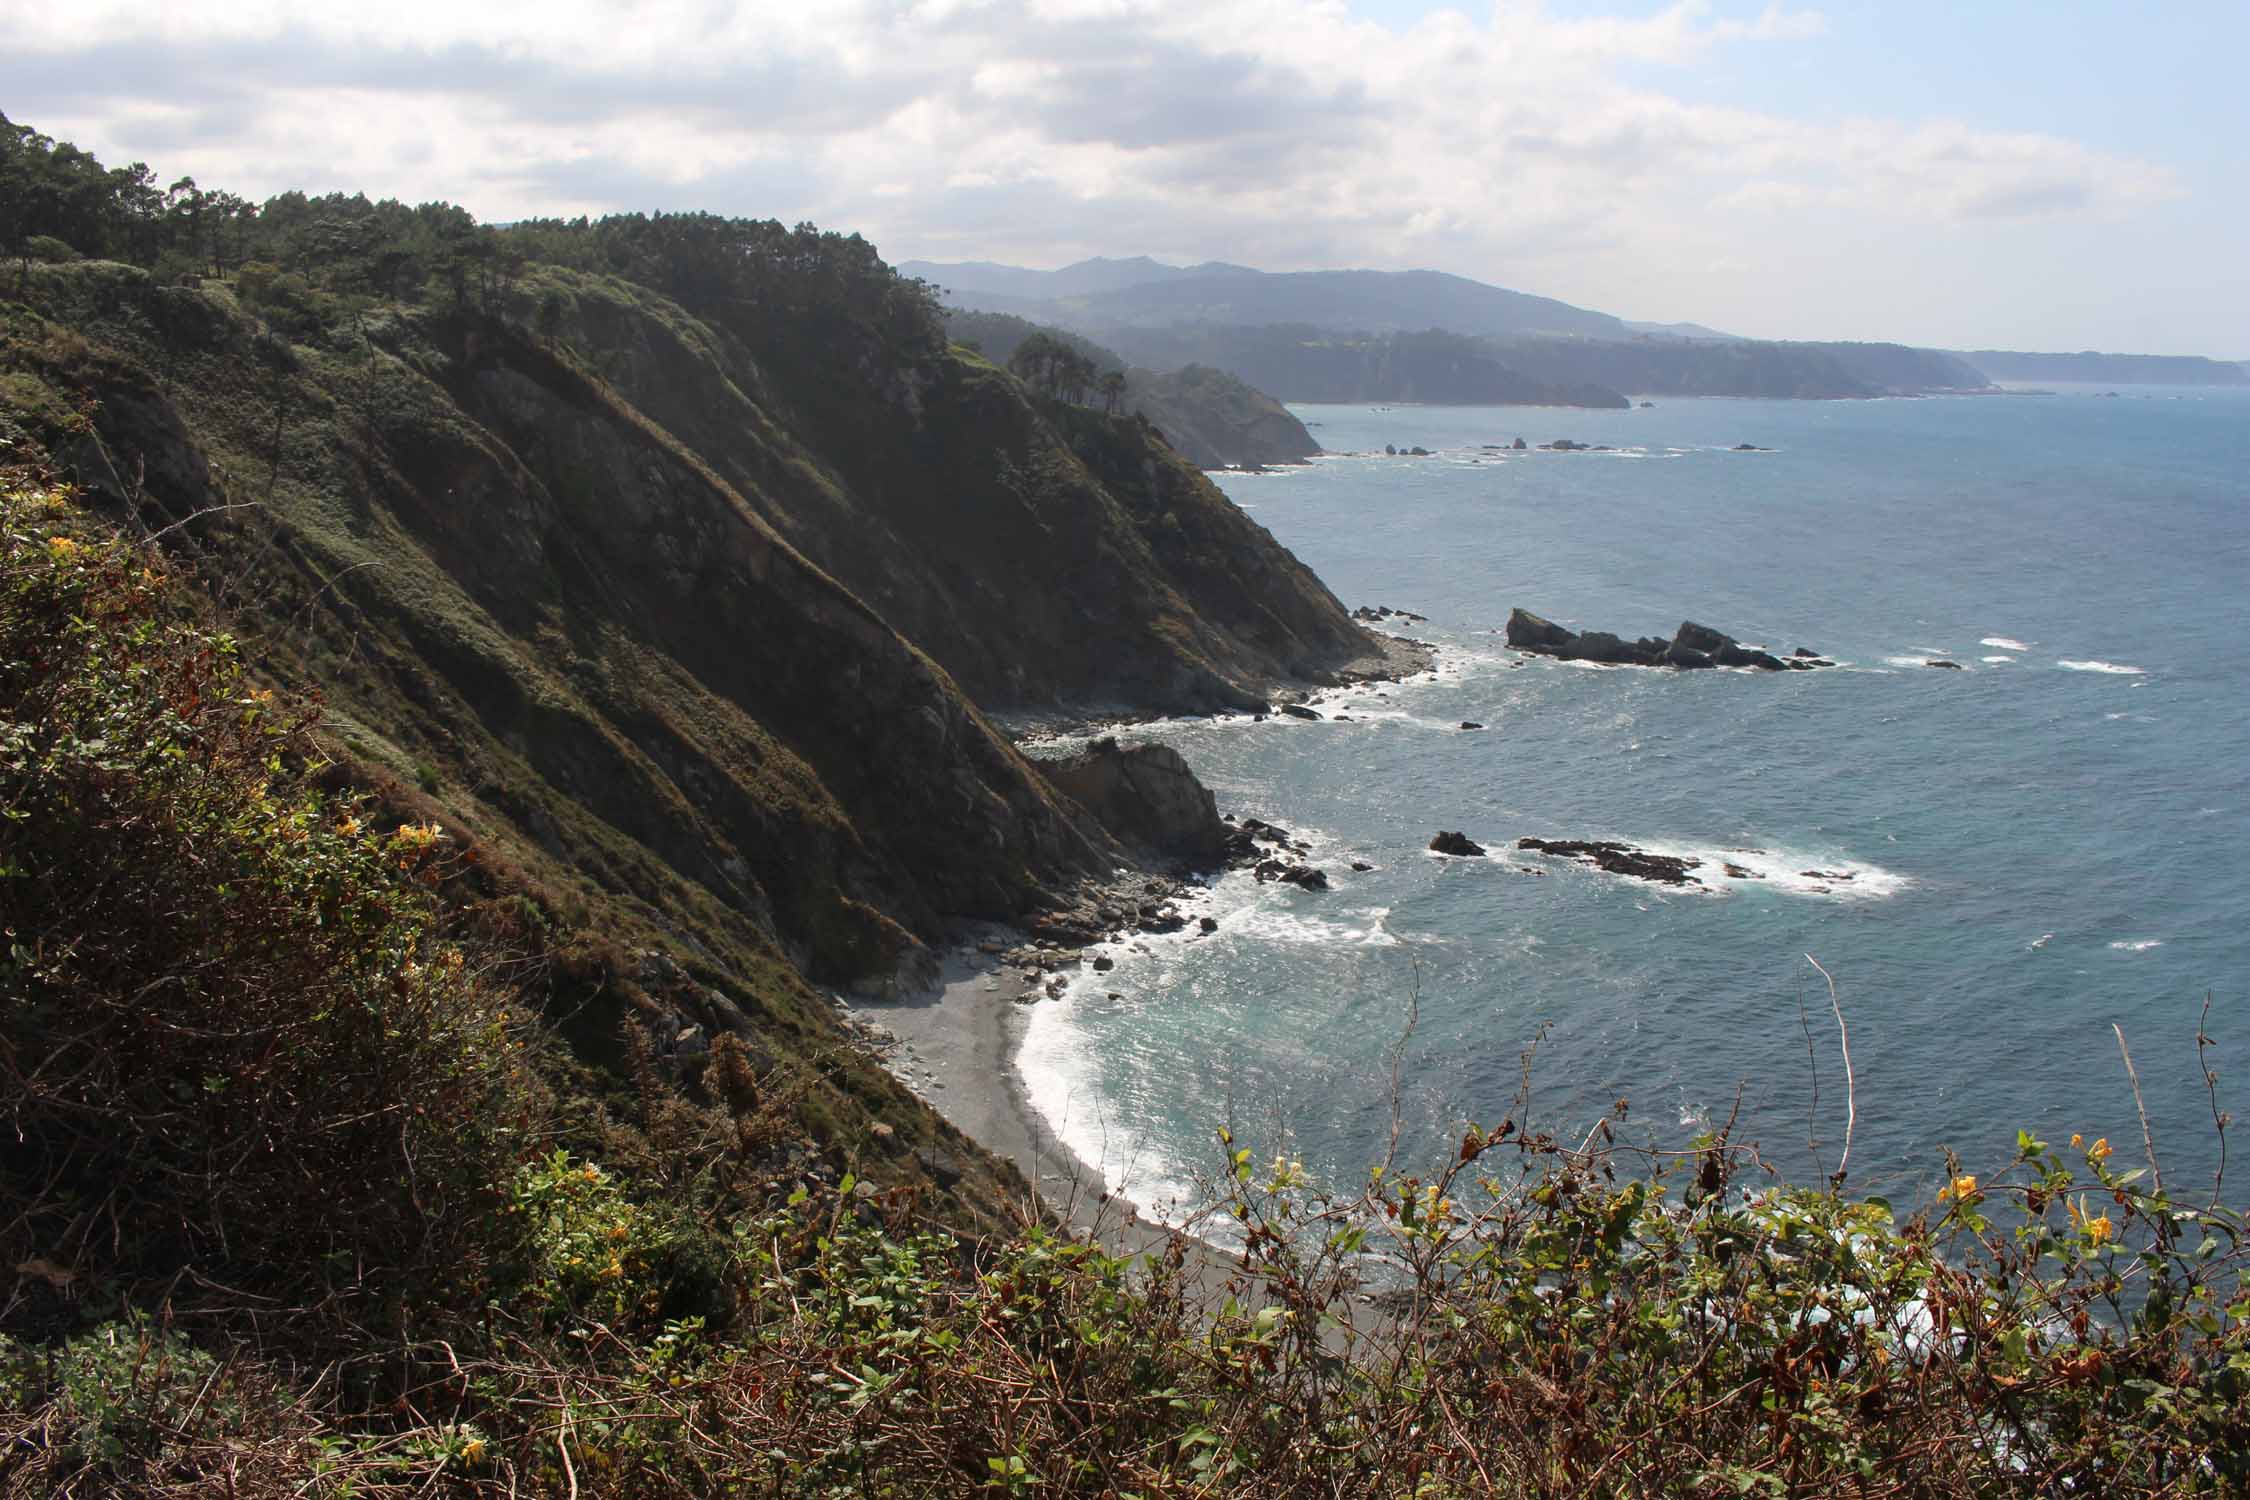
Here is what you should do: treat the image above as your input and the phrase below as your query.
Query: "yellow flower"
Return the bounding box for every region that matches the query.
[337,814,362,836]
[2086,1213,2115,1247]
[2070,1133,2083,1149]
[1939,1174,1978,1203]
[458,1436,487,1465]
[45,535,77,558]
[2088,1137,2113,1163]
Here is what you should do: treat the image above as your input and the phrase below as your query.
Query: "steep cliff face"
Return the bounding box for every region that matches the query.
[509,270,1371,711]
[10,270,1103,988]
[5,252,1396,1213]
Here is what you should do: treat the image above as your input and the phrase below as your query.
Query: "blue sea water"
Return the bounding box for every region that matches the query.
[1019,387,2250,1221]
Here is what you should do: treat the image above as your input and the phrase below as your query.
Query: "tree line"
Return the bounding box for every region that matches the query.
[0,112,945,359]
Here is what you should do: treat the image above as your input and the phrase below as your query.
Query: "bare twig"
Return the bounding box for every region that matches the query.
[2199,992,2228,1209]
[1805,955,1854,1186]
[2113,1022,2162,1197]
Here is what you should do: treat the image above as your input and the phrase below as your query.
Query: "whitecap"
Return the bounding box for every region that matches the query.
[2108,939,2163,953]
[1882,655,1964,670]
[2058,660,2146,675]
[1540,838,1911,902]
[1981,655,2014,664]
[2029,933,2054,950]
[1980,636,2032,651]
[1228,905,1401,948]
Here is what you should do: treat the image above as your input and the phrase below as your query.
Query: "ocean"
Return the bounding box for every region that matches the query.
[1018,386,2250,1223]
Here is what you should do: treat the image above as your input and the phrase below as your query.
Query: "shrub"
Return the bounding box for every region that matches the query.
[23,235,81,264]
[0,467,533,1340]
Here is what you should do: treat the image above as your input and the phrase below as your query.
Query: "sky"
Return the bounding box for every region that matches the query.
[4,0,2244,355]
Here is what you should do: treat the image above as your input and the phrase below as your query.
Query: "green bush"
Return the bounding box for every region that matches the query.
[23,235,81,264]
[0,468,532,1337]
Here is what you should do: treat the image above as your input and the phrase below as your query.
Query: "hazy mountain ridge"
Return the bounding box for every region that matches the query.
[917,255,2250,402]
[909,257,1628,340]
[943,306,1321,466]
[1954,349,2249,386]
[1097,323,1632,409]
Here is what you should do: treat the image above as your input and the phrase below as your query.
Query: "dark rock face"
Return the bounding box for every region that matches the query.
[1429,831,1487,857]
[1505,609,1824,673]
[1037,737,1227,868]
[1517,838,1702,886]
[1279,703,1323,720]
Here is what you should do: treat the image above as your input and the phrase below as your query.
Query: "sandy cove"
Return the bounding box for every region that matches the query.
[845,928,1210,1265]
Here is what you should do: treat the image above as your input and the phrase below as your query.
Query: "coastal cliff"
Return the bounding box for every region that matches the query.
[2,223,1392,1219]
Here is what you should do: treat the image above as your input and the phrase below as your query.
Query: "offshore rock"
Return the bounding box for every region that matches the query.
[1506,609,1820,673]
[1517,838,1703,886]
[1429,831,1488,857]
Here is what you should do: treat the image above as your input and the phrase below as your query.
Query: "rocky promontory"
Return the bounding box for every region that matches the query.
[1506,609,1832,672]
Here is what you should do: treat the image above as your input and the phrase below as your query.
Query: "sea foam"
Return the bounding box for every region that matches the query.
[1980,636,2032,651]
[2058,659,2147,675]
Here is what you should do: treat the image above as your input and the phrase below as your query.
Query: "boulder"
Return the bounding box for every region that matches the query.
[1429,831,1487,858]
[1459,721,1485,730]
[1511,437,1527,450]
[1039,737,1226,867]
[1279,703,1323,720]
[1926,659,1965,670]
[1504,608,1577,654]
[1254,858,1330,891]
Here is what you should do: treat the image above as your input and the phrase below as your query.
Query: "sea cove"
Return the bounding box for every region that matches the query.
[1021,389,2250,1223]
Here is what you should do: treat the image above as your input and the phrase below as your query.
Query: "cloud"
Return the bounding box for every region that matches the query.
[0,0,2185,336]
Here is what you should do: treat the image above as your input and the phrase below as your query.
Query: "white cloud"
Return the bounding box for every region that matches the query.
[0,0,2191,343]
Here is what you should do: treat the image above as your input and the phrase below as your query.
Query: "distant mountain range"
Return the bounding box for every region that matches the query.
[1950,350,2248,386]
[907,256,2246,401]
[901,259,1629,341]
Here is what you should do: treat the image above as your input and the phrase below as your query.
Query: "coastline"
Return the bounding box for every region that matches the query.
[855,633,1444,1250]
[847,932,1206,1262]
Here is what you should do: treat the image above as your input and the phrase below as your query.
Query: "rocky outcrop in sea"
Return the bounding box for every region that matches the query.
[1506,609,1832,672]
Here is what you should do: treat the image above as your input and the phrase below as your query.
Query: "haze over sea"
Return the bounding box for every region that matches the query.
[1020,386,2250,1222]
